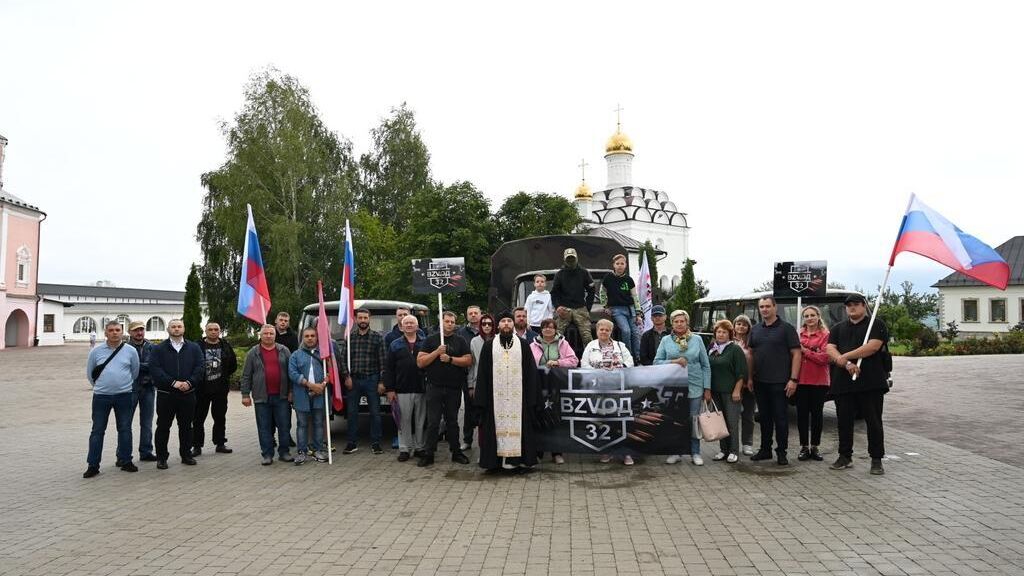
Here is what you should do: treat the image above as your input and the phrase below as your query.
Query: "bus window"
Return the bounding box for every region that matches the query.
[698,308,711,333]
[743,304,758,322]
[713,307,728,323]
[778,304,799,327]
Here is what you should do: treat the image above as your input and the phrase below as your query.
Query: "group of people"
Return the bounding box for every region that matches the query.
[84,249,891,478]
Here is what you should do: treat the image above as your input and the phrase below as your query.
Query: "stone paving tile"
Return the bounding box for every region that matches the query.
[1,346,1023,575]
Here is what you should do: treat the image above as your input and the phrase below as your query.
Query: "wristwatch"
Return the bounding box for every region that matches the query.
[788,377,799,383]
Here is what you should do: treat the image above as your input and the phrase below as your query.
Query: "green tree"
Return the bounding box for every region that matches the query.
[356,102,431,229]
[667,259,699,314]
[827,281,847,289]
[403,181,493,312]
[196,69,357,333]
[752,279,774,292]
[491,192,583,245]
[183,264,203,341]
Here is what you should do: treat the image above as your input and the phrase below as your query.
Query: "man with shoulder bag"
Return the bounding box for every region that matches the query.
[84,321,140,478]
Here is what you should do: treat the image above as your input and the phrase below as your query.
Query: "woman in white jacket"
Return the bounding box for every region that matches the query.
[580,319,635,465]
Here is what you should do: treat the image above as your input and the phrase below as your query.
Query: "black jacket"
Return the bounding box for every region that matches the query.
[149,339,205,395]
[638,327,669,366]
[275,329,299,353]
[197,339,238,396]
[384,335,425,394]
[550,264,595,310]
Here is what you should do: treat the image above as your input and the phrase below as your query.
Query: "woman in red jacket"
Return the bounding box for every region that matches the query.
[796,305,830,462]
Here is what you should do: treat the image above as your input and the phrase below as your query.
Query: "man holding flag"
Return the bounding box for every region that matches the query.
[338,308,385,455]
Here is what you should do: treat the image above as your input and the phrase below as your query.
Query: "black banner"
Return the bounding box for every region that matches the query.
[534,365,693,455]
[411,257,467,294]
[773,260,827,298]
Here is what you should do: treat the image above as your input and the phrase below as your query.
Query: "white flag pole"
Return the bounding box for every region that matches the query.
[438,293,445,346]
[321,358,333,464]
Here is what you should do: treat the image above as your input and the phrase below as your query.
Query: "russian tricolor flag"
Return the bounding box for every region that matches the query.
[890,194,1009,290]
[237,204,272,324]
[338,219,355,338]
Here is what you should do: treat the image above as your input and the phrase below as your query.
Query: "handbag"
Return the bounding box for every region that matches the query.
[697,399,730,441]
[91,342,127,382]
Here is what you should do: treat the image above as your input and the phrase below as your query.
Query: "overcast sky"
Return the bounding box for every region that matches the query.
[2,1,1021,298]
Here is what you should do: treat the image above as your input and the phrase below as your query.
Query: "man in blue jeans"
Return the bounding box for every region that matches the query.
[339,308,386,455]
[126,320,156,461]
[84,321,140,478]
[602,254,642,360]
[241,324,294,465]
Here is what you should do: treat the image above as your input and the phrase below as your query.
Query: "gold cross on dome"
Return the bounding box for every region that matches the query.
[578,158,589,182]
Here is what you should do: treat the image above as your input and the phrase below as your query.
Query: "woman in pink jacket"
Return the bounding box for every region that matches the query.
[530,319,579,369]
[530,318,578,465]
[796,305,830,462]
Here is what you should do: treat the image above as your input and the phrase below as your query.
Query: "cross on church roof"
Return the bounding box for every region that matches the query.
[613,103,624,130]
[578,158,589,182]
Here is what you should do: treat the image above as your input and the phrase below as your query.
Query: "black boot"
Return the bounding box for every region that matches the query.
[416,453,435,467]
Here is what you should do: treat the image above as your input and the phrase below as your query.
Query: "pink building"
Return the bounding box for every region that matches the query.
[1,134,47,349]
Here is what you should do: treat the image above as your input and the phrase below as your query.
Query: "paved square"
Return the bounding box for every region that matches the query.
[1,346,1022,575]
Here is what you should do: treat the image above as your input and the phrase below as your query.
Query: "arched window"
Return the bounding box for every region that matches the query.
[73,317,97,333]
[147,316,165,331]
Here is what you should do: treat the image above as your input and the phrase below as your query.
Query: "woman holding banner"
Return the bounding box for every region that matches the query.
[581,319,636,465]
[708,320,747,463]
[654,310,711,465]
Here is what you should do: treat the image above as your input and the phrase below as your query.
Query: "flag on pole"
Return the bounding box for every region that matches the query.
[338,220,356,339]
[889,194,1010,290]
[317,280,344,412]
[237,204,272,324]
[636,251,654,332]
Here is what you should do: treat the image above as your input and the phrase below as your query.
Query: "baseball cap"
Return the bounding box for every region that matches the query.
[563,248,578,259]
[844,294,868,305]
[651,305,666,316]
[128,321,145,331]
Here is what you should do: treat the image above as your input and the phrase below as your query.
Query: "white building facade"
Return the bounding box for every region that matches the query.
[934,236,1024,337]
[573,122,690,291]
[36,283,207,345]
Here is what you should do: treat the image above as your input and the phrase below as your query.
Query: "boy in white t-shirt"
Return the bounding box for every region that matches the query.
[524,274,555,332]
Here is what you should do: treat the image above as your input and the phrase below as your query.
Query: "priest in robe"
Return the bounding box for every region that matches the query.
[474,310,541,472]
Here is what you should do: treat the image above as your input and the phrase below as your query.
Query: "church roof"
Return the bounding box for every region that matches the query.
[587,226,667,254]
[0,190,42,213]
[37,283,187,302]
[933,236,1024,288]
[587,186,688,228]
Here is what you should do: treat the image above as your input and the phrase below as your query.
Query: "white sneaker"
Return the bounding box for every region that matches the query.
[623,455,634,466]
[599,454,612,463]
[712,452,727,461]
[665,454,682,465]
[727,453,738,463]
[692,455,704,466]
[742,445,754,456]
[460,442,470,451]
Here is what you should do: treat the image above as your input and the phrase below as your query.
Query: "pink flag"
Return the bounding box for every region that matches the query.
[317,281,344,412]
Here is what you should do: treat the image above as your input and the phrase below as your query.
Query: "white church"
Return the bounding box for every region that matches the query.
[572,119,691,291]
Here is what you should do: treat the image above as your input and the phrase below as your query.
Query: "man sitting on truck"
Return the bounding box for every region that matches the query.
[550,248,595,346]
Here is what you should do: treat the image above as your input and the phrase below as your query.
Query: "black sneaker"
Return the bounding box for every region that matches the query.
[750,450,773,461]
[412,449,425,459]
[343,443,358,454]
[797,447,811,461]
[191,447,202,457]
[157,460,169,470]
[83,467,100,478]
[397,452,411,462]
[371,443,383,455]
[115,460,127,468]
[830,455,853,470]
[181,457,197,466]
[120,461,139,472]
[451,452,470,465]
[870,458,885,475]
[777,453,789,466]
[215,444,233,454]
[139,453,158,462]
[416,453,435,467]
[809,446,823,461]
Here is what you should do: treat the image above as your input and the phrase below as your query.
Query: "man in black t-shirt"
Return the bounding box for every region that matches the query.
[416,311,473,467]
[748,296,802,465]
[827,294,890,475]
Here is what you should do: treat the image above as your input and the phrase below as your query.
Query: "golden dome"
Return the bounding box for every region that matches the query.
[574,180,592,199]
[605,129,633,154]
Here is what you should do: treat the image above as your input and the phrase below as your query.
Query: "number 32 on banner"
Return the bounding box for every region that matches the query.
[585,423,612,441]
